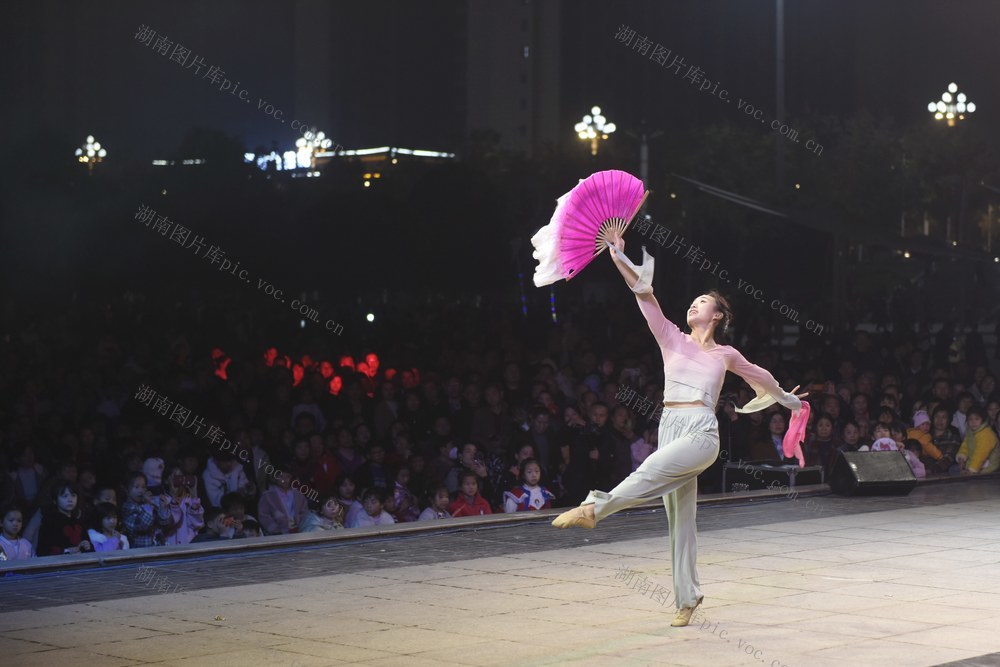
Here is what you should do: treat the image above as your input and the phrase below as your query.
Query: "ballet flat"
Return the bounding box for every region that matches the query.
[671,596,704,627]
[550,505,596,529]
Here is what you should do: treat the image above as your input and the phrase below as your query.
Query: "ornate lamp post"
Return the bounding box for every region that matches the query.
[574,106,616,156]
[928,83,976,127]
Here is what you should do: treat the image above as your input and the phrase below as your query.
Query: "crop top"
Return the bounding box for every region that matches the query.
[611,244,802,414]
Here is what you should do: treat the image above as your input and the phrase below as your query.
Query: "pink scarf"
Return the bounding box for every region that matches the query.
[782,400,810,467]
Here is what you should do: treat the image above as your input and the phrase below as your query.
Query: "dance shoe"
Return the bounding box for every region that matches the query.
[671,596,704,627]
[550,504,596,529]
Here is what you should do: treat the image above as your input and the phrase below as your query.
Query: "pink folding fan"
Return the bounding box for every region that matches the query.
[531,170,648,286]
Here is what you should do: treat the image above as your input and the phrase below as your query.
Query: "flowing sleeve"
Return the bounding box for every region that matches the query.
[726,348,802,413]
[609,244,685,350]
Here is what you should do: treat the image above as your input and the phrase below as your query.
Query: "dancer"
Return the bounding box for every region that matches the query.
[552,236,807,627]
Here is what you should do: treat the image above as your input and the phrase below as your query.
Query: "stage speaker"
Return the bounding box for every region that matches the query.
[829,451,917,496]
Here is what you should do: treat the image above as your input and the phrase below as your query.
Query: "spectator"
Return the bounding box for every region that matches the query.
[526,408,556,474]
[749,412,788,461]
[503,459,555,512]
[354,443,390,495]
[349,488,395,528]
[390,465,420,523]
[162,471,205,546]
[418,486,452,521]
[0,506,35,560]
[121,472,172,549]
[299,496,345,532]
[803,413,841,473]
[87,502,129,552]
[10,445,46,515]
[630,424,657,472]
[952,392,975,438]
[956,407,1000,474]
[202,451,254,509]
[258,470,309,535]
[448,471,492,518]
[444,443,491,497]
[37,483,92,556]
[192,508,233,543]
[840,421,862,452]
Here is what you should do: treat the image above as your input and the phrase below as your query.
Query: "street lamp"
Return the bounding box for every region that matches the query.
[574,106,616,156]
[74,134,107,174]
[295,129,334,169]
[928,82,976,127]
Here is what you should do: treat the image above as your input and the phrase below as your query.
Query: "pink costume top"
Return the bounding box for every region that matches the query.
[612,245,802,415]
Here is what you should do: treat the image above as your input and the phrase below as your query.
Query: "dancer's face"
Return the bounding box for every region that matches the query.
[686,295,722,331]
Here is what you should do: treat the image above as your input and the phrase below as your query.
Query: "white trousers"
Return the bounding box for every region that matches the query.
[583,405,719,608]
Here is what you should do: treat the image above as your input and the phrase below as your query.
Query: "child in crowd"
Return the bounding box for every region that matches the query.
[391,465,420,523]
[162,471,205,546]
[258,470,309,535]
[221,492,258,526]
[630,425,657,471]
[956,407,1000,474]
[418,486,452,521]
[348,489,396,528]
[241,519,262,538]
[37,483,93,556]
[868,423,897,451]
[192,508,234,542]
[121,472,173,549]
[448,472,492,517]
[300,496,345,532]
[503,458,556,512]
[202,451,254,508]
[337,474,364,527]
[88,502,129,551]
[143,455,166,495]
[901,441,927,479]
[953,392,975,438]
[0,506,35,560]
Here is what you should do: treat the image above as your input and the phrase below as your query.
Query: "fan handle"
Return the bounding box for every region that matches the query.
[593,189,650,253]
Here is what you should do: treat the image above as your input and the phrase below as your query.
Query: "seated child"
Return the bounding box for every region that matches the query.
[37,483,93,556]
[241,518,262,538]
[901,440,927,479]
[300,496,345,532]
[121,472,173,549]
[631,425,657,472]
[258,470,310,535]
[503,458,556,512]
[162,471,205,546]
[391,465,421,523]
[448,472,493,518]
[88,502,130,551]
[956,407,1000,474]
[337,474,364,527]
[348,488,396,528]
[0,506,35,560]
[191,508,235,542]
[418,486,452,521]
[869,423,897,451]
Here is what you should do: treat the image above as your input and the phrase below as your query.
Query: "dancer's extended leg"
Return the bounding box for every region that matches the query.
[581,428,717,522]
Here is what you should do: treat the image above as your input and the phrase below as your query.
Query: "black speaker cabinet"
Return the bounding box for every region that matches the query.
[829,451,917,496]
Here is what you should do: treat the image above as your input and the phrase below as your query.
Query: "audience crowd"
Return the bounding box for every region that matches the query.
[1,288,998,560]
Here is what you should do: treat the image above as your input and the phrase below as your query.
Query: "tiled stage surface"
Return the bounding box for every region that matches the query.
[3,481,1000,666]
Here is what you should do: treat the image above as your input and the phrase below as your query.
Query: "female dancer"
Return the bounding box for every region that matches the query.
[552,236,807,627]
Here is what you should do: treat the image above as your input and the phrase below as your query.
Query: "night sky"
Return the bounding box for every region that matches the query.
[3,0,998,160]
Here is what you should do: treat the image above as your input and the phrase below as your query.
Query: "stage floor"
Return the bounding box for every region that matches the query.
[4,480,1000,666]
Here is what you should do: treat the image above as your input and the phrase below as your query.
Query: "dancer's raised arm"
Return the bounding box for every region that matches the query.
[607,236,683,350]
